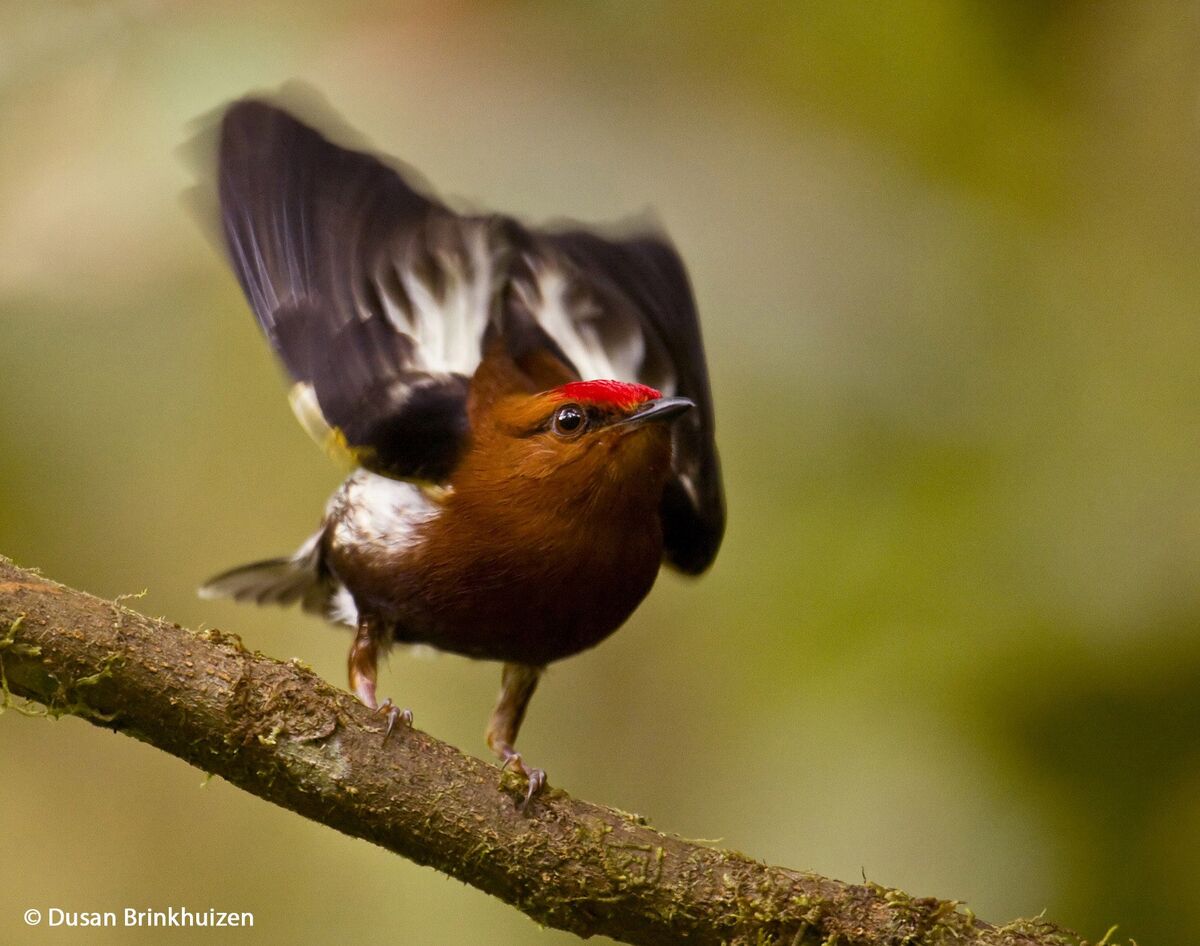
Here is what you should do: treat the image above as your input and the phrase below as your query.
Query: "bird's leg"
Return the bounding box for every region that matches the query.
[348,615,412,739]
[486,662,546,807]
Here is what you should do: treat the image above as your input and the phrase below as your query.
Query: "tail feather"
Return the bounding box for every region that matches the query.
[199,530,333,614]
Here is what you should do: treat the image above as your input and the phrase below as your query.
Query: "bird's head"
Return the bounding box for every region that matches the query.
[455,379,693,508]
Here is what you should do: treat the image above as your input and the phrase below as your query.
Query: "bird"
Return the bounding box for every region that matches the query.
[198,94,725,805]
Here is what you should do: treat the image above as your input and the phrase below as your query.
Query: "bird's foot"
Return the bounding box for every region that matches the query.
[498,747,546,809]
[376,698,413,742]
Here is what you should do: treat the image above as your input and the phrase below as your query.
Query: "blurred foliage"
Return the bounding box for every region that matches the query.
[2,2,1198,944]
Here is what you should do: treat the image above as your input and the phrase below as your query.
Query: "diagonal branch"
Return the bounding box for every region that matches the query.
[0,555,1090,946]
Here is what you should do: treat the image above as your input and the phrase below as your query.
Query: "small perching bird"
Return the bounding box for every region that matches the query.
[198,94,725,804]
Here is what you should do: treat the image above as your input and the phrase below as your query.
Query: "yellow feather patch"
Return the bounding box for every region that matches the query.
[288,382,364,467]
[419,482,453,503]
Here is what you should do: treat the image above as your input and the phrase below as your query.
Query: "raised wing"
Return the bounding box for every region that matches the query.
[213,96,724,570]
[539,230,725,574]
[218,99,475,480]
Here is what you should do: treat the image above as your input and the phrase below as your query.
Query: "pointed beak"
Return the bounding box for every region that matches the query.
[614,396,695,430]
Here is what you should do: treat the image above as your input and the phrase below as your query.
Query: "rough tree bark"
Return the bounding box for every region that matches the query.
[0,555,1095,946]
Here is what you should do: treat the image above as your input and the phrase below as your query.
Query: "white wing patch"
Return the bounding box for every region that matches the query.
[522,264,626,381]
[369,222,678,396]
[381,224,494,376]
[523,259,679,395]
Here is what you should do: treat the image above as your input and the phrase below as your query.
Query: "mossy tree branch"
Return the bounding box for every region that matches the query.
[0,555,1094,946]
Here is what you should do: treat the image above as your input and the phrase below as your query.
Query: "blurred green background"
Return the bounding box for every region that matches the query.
[3,2,1198,944]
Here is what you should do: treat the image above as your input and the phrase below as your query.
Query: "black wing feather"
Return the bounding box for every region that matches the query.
[546,230,725,573]
[218,100,470,480]
[212,96,725,571]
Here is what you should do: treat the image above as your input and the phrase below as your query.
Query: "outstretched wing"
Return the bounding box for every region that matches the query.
[218,99,477,480]
[538,230,725,574]
[214,96,724,571]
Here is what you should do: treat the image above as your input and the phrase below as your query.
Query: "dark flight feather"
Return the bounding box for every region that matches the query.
[215,97,725,572]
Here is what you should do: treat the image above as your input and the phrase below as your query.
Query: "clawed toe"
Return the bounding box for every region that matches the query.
[499,749,547,809]
[522,767,546,808]
[376,698,413,742]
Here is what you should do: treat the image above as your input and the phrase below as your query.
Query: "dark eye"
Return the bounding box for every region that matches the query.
[552,404,585,436]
